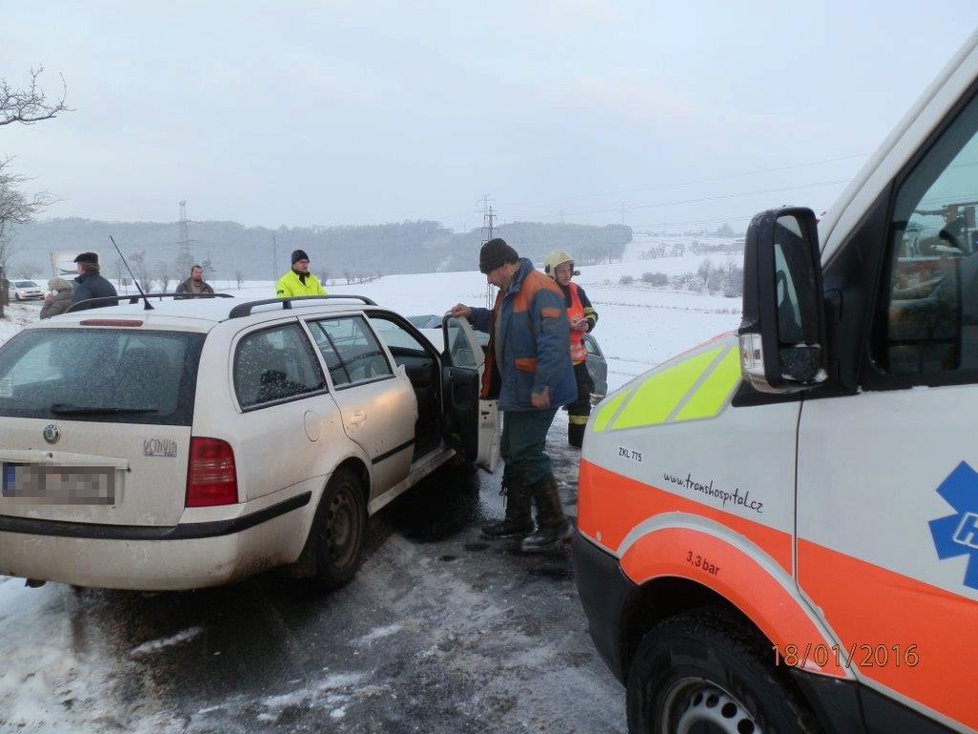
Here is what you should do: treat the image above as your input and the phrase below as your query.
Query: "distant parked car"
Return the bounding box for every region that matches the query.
[8,280,44,301]
[410,313,608,401]
[582,332,607,401]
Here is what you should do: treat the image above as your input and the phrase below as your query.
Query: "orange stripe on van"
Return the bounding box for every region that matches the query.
[798,539,978,730]
[578,460,792,573]
[620,528,846,678]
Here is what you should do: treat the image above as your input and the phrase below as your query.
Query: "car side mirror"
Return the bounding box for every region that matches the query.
[739,207,826,393]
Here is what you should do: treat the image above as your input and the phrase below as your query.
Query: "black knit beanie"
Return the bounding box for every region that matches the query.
[291,249,310,264]
[479,238,519,274]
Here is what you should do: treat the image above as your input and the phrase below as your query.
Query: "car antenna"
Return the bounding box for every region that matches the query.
[109,235,154,311]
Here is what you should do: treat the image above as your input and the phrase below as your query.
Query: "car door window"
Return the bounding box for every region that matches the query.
[308,316,393,387]
[445,317,483,369]
[369,315,434,358]
[878,91,978,378]
[234,323,326,409]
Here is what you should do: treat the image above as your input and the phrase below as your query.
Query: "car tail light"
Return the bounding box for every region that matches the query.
[186,437,238,507]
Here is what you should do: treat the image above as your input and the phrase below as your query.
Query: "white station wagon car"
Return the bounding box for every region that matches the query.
[0,294,498,591]
[8,279,44,301]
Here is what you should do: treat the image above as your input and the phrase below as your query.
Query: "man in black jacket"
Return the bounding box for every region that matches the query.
[71,252,118,310]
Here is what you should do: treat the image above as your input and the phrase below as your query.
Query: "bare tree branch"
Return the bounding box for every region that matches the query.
[0,157,56,275]
[0,159,55,230]
[0,66,71,126]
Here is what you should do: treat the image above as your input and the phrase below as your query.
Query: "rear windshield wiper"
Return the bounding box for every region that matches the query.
[49,403,159,415]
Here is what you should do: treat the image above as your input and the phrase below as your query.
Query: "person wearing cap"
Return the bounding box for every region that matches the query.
[276,249,326,299]
[544,250,599,448]
[174,264,215,298]
[71,252,118,311]
[40,277,75,319]
[450,238,577,553]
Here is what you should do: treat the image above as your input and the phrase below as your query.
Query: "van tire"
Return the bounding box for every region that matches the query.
[626,609,821,734]
[309,467,367,591]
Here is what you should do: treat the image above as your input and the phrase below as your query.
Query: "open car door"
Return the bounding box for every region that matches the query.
[441,314,500,472]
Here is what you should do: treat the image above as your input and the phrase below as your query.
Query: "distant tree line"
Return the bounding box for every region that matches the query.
[5,218,633,281]
[625,257,744,298]
[641,239,744,261]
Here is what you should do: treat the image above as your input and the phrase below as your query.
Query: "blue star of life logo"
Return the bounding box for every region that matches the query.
[929,461,978,591]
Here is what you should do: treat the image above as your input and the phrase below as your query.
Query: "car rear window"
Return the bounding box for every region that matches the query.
[0,328,205,425]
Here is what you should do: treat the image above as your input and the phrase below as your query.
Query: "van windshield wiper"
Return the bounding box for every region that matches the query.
[50,404,159,415]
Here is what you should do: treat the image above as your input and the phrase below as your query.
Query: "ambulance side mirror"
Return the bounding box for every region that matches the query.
[739,207,827,393]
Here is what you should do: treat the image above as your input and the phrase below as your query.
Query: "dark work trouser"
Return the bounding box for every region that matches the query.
[501,407,559,488]
[567,361,592,447]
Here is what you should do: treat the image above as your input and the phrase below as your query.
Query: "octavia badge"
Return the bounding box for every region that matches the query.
[42,424,61,444]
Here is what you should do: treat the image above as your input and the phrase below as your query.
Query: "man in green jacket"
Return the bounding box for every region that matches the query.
[276,249,327,298]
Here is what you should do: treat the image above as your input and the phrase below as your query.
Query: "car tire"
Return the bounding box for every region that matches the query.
[626,608,821,734]
[309,467,367,591]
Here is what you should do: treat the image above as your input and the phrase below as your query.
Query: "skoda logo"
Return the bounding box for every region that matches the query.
[42,424,61,444]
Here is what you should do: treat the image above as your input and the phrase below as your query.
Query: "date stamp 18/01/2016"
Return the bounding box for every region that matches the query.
[773,643,919,670]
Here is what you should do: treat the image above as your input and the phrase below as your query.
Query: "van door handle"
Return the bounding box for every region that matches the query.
[348,411,367,428]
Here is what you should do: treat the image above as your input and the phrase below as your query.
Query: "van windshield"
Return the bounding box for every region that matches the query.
[0,328,205,425]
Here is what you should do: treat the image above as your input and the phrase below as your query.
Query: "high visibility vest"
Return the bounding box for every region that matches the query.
[275,270,326,298]
[567,282,587,365]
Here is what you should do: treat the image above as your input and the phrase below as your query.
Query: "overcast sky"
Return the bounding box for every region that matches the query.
[3,1,978,233]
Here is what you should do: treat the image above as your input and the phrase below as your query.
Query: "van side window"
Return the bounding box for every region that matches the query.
[880,92,978,376]
[234,323,326,409]
[308,316,393,387]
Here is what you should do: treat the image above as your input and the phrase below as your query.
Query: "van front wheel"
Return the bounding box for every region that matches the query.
[310,467,366,591]
[626,609,820,734]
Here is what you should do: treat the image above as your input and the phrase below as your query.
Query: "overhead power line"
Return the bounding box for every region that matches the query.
[523,178,852,222]
[630,214,756,230]
[504,153,869,212]
[627,178,851,212]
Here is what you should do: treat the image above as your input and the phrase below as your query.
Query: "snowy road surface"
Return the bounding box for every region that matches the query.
[0,422,626,734]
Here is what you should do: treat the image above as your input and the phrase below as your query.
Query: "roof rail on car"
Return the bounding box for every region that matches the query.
[228,294,378,319]
[64,292,234,314]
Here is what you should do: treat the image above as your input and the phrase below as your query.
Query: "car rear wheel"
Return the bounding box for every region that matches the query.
[310,467,367,590]
[626,609,821,734]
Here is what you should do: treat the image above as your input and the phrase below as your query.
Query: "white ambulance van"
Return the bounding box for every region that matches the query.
[573,29,978,734]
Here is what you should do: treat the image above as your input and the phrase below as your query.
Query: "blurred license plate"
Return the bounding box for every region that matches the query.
[2,463,115,505]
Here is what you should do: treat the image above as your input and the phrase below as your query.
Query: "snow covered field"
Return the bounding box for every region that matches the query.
[0,233,743,392]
